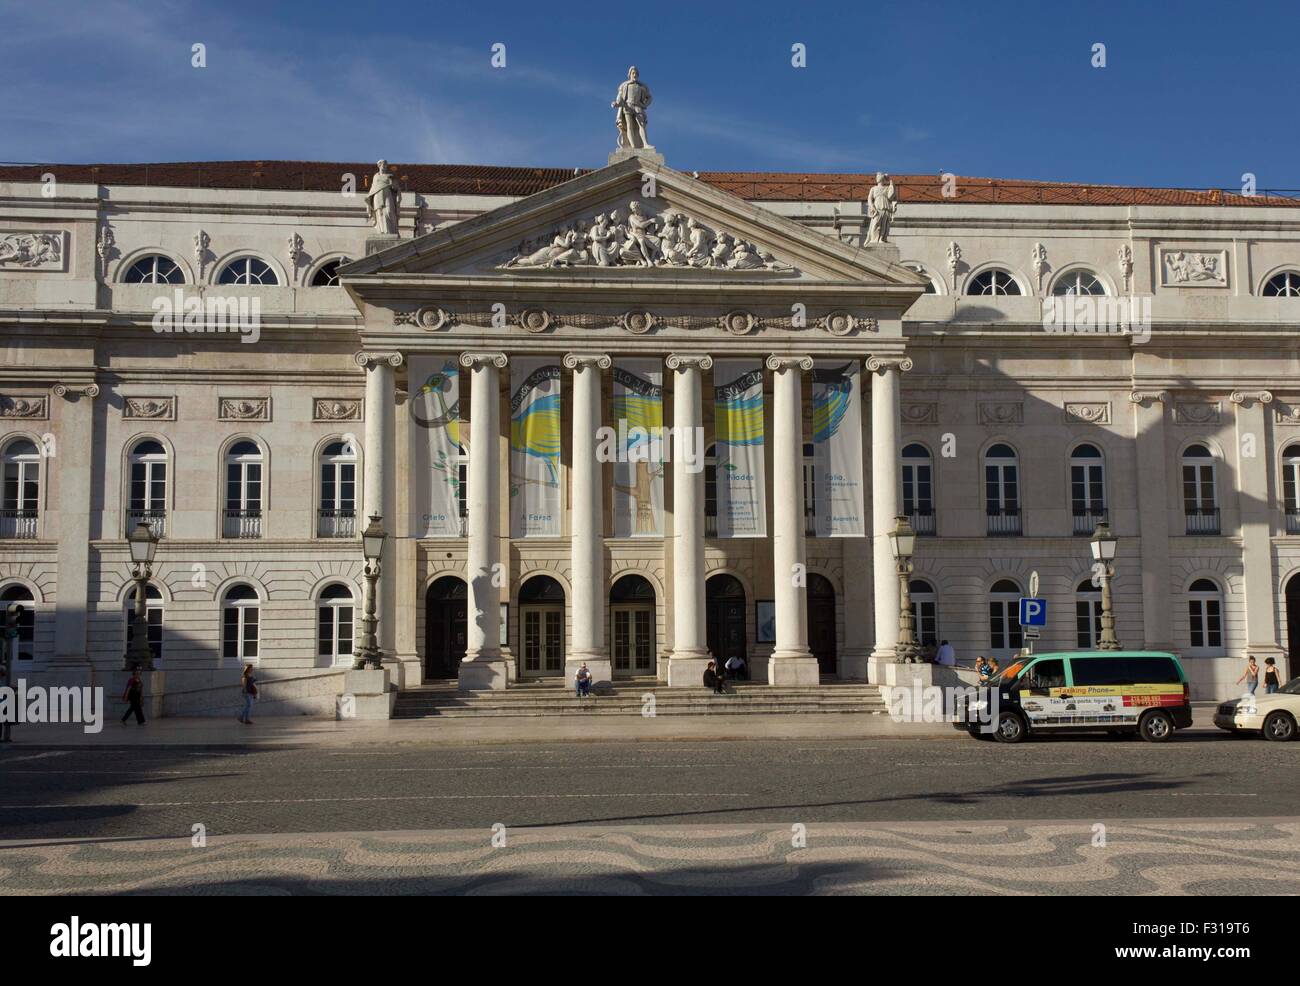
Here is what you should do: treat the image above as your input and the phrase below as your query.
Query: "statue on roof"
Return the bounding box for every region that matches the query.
[866,171,898,244]
[612,66,653,150]
[365,159,401,236]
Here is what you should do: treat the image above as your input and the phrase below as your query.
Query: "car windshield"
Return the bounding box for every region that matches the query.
[1280,677,1300,696]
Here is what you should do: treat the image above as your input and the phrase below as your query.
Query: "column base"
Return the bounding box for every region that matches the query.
[838,648,871,681]
[566,653,612,692]
[340,668,394,719]
[768,651,820,686]
[459,656,509,691]
[666,650,712,687]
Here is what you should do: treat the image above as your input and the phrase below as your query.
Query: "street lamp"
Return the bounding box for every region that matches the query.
[354,514,386,670]
[1089,520,1121,651]
[888,515,920,663]
[124,521,159,671]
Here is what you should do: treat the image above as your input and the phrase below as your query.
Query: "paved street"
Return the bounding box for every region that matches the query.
[2,729,1298,894]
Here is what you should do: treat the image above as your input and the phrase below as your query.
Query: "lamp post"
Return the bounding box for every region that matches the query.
[354,514,386,670]
[124,521,159,671]
[1089,520,1120,651]
[888,515,919,663]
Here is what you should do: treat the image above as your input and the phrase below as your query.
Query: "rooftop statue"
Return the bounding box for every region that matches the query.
[612,66,653,150]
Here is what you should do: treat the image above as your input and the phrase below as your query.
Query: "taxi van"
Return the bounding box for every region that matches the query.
[953,650,1192,744]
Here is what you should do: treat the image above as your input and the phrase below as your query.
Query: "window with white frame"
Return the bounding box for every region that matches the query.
[1075,578,1102,649]
[1052,270,1107,296]
[0,583,35,661]
[224,440,263,538]
[124,583,163,665]
[310,259,344,287]
[1070,443,1106,534]
[967,269,1022,296]
[1,438,40,539]
[1181,444,1218,533]
[902,443,934,534]
[988,579,1024,655]
[1263,271,1300,297]
[1284,444,1300,533]
[217,257,279,285]
[909,579,937,647]
[1187,578,1224,654]
[317,583,355,664]
[127,438,168,537]
[123,255,185,284]
[984,443,1020,534]
[318,439,357,537]
[221,584,260,661]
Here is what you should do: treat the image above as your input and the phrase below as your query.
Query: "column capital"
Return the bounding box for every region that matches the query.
[354,351,404,368]
[1128,389,1170,405]
[1230,389,1274,407]
[866,355,913,374]
[53,383,100,400]
[562,353,612,371]
[765,355,813,372]
[665,353,713,371]
[458,351,508,370]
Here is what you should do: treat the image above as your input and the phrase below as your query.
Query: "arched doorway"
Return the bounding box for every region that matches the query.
[610,574,655,677]
[520,575,565,678]
[1287,573,1300,681]
[706,573,747,668]
[807,573,837,674]
[424,576,467,680]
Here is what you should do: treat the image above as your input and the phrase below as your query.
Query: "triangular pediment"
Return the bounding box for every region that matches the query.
[340,156,927,291]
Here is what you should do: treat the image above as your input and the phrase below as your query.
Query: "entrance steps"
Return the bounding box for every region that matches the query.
[392,679,889,719]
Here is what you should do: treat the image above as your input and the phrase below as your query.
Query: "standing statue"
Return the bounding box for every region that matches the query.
[365,159,401,235]
[612,65,653,150]
[866,171,898,244]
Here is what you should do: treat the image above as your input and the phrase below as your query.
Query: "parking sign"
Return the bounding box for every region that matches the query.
[1019,597,1047,627]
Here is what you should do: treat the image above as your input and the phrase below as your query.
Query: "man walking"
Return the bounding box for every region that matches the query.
[120,665,145,725]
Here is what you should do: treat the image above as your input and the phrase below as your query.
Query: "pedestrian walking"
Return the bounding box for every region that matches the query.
[934,640,956,667]
[574,663,593,698]
[238,663,257,724]
[1237,655,1260,696]
[120,665,145,725]
[1263,657,1281,694]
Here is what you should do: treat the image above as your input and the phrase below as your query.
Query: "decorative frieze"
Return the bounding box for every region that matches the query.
[0,231,67,271]
[218,397,271,422]
[1063,401,1110,424]
[313,398,362,422]
[901,401,938,424]
[1173,400,1221,425]
[978,401,1023,425]
[1160,249,1227,286]
[392,305,874,336]
[0,395,48,419]
[1274,405,1300,425]
[123,396,176,421]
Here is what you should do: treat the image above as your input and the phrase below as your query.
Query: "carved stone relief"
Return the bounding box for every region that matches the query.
[0,231,66,271]
[218,397,271,422]
[123,396,176,421]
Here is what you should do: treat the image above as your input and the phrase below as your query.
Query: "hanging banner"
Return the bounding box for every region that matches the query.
[712,359,767,538]
[408,355,464,538]
[812,359,866,537]
[510,357,563,538]
[611,360,664,537]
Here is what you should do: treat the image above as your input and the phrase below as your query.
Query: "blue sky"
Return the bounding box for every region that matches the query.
[2,0,1296,188]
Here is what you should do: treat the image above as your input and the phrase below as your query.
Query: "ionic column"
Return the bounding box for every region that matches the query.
[356,352,402,663]
[665,353,712,686]
[50,382,99,683]
[766,356,819,685]
[564,353,612,688]
[1129,390,1173,651]
[1231,389,1284,670]
[458,352,509,690]
[867,356,911,681]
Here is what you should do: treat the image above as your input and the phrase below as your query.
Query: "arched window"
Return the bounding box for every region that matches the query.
[1,583,35,661]
[1070,443,1106,536]
[984,443,1021,535]
[221,584,260,662]
[123,255,184,284]
[310,259,345,287]
[967,269,1022,296]
[902,443,934,534]
[217,257,279,286]
[988,579,1024,656]
[124,583,163,665]
[1075,578,1102,649]
[1284,443,1300,534]
[1052,270,1107,296]
[903,263,939,294]
[1263,271,1300,297]
[127,438,168,537]
[1181,444,1219,534]
[909,578,937,647]
[1187,578,1224,654]
[704,444,718,537]
[1,438,40,539]
[317,583,355,665]
[318,439,357,538]
[802,441,817,536]
[224,440,263,538]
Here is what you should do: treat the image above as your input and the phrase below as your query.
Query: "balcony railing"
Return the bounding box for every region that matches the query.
[986,507,1022,536]
[126,508,166,539]
[1185,507,1221,535]
[0,508,38,539]
[1288,508,1300,535]
[317,507,356,538]
[1072,507,1108,537]
[908,509,936,536]
[223,508,262,539]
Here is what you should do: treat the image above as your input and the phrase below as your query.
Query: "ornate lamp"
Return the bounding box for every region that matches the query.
[1089,521,1120,650]
[889,515,920,663]
[124,521,159,670]
[354,514,386,670]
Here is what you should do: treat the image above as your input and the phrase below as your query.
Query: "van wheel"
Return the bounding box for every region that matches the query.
[993,711,1027,744]
[1138,710,1175,743]
[1263,711,1297,742]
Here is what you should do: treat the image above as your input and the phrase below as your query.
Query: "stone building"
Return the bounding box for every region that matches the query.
[2,149,1298,713]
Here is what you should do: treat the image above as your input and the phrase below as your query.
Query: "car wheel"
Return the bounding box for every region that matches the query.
[1263,711,1297,742]
[1138,709,1175,743]
[993,711,1027,744]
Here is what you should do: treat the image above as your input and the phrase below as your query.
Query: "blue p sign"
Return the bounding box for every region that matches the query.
[1019,597,1046,626]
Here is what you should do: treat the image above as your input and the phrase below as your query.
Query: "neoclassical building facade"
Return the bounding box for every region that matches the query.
[2,151,1299,710]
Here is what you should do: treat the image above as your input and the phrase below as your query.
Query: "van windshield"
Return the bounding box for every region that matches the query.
[988,660,1025,685]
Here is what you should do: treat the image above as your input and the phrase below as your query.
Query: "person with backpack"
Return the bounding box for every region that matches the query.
[120,665,145,725]
[238,664,258,724]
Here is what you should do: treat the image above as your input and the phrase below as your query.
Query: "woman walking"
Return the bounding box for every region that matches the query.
[1236,655,1260,696]
[1263,657,1282,694]
[238,663,258,724]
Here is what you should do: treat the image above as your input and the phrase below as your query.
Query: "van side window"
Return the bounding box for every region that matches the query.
[1071,657,1130,686]
[1024,658,1065,689]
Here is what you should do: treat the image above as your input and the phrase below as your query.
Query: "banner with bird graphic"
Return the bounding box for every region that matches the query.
[510,357,563,537]
[811,359,865,537]
[409,355,465,537]
[712,359,767,538]
[611,360,664,537]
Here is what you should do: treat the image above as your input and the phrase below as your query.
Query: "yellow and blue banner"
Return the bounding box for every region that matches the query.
[811,359,865,537]
[409,355,464,537]
[510,357,563,537]
[712,359,766,538]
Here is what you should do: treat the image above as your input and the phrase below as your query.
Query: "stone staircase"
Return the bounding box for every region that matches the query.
[392,679,890,718]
